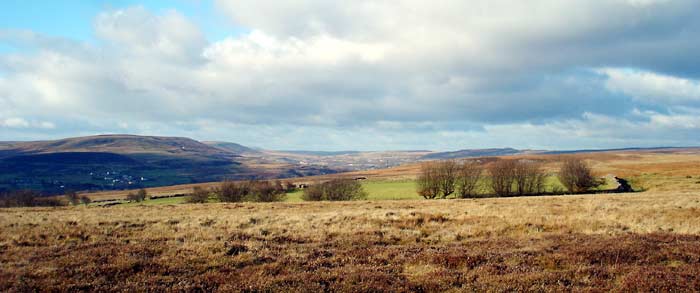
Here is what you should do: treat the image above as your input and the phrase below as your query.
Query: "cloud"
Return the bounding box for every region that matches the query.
[599,68,700,106]
[95,6,207,64]
[0,117,29,128]
[0,117,54,129]
[1,2,700,149]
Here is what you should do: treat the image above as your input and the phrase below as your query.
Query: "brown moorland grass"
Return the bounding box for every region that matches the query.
[2,189,700,291]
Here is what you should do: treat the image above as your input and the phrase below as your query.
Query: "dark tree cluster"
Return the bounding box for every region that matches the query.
[418,157,609,198]
[558,158,605,193]
[206,180,289,203]
[418,158,551,198]
[417,160,484,199]
[126,189,148,202]
[65,190,91,206]
[302,179,367,201]
[0,190,64,208]
[488,159,547,197]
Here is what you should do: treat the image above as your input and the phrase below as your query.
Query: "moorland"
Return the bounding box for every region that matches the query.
[1,148,700,291]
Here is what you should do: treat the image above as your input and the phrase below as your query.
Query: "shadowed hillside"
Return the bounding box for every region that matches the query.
[0,135,346,195]
[0,135,251,194]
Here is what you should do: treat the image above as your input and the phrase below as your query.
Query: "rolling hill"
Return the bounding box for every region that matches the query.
[0,135,252,194]
[420,148,523,160]
[0,135,346,195]
[203,141,260,155]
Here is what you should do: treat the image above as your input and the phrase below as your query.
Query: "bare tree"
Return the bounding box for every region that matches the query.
[127,189,148,202]
[136,189,148,201]
[558,158,602,193]
[456,160,483,198]
[417,162,441,199]
[218,181,249,202]
[302,179,367,201]
[249,181,286,202]
[187,187,210,203]
[513,160,546,196]
[488,159,517,196]
[79,196,92,206]
[65,190,79,206]
[437,160,458,198]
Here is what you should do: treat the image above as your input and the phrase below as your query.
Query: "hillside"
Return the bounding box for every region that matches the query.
[0,135,254,194]
[0,135,234,158]
[421,148,523,160]
[0,135,348,195]
[203,141,260,155]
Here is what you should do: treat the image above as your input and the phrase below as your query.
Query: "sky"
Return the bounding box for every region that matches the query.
[1,0,700,151]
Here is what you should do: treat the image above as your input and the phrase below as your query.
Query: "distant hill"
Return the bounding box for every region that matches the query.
[540,147,694,155]
[0,134,234,159]
[203,141,259,155]
[421,148,522,160]
[0,135,251,195]
[0,135,345,195]
[277,150,362,156]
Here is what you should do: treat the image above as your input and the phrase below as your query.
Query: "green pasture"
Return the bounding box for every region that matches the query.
[109,175,600,206]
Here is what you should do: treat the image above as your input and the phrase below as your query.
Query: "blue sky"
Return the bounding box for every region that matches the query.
[0,0,238,45]
[1,0,700,151]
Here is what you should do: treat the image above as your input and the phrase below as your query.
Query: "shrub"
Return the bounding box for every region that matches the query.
[248,181,286,202]
[437,160,458,198]
[558,158,602,193]
[417,160,458,199]
[302,183,325,201]
[65,190,80,206]
[302,179,367,201]
[489,159,517,196]
[215,180,288,203]
[8,190,38,207]
[79,196,92,206]
[456,160,483,198]
[187,187,211,203]
[0,190,64,208]
[283,181,297,192]
[218,181,249,202]
[513,160,546,196]
[417,162,441,199]
[136,189,148,201]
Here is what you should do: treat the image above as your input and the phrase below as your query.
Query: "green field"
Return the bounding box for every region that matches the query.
[110,176,598,207]
[284,180,421,202]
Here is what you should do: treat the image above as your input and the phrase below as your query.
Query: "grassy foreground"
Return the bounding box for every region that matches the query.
[2,189,700,291]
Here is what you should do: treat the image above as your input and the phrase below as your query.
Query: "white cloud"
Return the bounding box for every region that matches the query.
[0,117,54,129]
[599,68,700,105]
[1,117,29,128]
[95,6,207,63]
[1,2,700,149]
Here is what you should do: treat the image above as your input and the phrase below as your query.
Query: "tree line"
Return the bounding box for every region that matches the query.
[417,157,604,198]
[186,178,367,203]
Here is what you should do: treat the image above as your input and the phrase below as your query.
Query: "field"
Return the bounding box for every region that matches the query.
[1,150,700,291]
[115,176,599,206]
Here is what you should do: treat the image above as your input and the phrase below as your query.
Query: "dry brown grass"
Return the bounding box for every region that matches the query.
[2,188,700,291]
